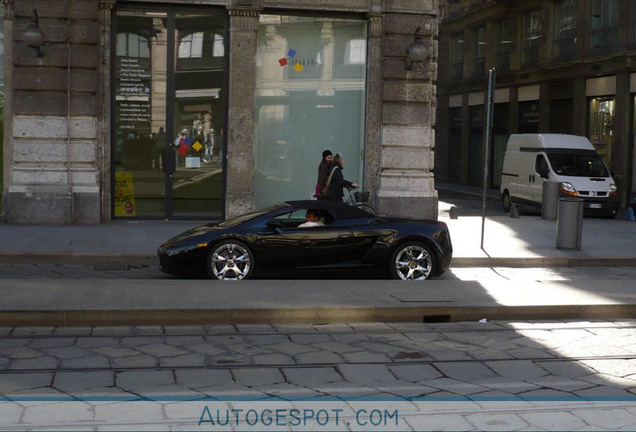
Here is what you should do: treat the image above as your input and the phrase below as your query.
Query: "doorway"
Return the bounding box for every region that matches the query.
[113,8,227,219]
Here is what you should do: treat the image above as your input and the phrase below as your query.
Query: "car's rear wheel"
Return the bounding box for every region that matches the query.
[502,190,511,213]
[207,240,254,280]
[390,241,436,280]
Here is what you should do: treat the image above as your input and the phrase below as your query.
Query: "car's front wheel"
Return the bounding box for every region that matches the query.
[207,240,254,280]
[390,241,436,280]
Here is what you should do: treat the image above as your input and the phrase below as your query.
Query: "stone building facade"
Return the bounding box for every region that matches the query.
[436,0,636,212]
[2,0,439,224]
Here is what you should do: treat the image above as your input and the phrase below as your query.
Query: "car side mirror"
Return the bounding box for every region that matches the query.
[266,220,284,231]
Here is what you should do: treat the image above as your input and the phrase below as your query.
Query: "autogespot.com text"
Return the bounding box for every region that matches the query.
[2,397,636,431]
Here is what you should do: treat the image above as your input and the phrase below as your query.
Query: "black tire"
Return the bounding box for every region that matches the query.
[502,190,511,213]
[206,240,254,281]
[389,241,436,281]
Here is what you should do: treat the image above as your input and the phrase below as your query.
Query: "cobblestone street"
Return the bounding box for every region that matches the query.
[2,320,636,430]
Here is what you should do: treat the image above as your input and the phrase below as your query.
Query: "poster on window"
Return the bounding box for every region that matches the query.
[114,171,137,217]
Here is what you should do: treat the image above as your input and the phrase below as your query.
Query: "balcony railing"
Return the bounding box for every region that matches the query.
[521,45,540,68]
[495,51,510,74]
[553,37,576,62]
[472,57,486,77]
[589,26,618,55]
[451,62,463,80]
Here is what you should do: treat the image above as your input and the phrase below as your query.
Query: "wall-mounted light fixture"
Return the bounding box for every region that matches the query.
[24,9,44,57]
[405,26,428,70]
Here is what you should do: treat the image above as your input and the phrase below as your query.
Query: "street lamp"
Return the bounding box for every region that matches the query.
[405,26,428,70]
[24,9,44,57]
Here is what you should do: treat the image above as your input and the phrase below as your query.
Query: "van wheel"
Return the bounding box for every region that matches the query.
[502,191,511,213]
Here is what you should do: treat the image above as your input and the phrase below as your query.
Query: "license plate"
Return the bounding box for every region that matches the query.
[588,203,602,209]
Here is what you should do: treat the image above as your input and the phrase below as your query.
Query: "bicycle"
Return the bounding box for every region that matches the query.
[344,186,376,215]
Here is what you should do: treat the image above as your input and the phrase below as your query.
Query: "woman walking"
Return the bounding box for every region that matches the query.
[324,153,358,201]
[315,149,333,199]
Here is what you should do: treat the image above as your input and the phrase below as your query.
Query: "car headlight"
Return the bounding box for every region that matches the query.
[610,183,617,195]
[561,182,578,196]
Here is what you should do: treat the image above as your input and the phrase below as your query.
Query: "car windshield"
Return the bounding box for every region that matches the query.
[547,153,609,177]
[217,204,287,228]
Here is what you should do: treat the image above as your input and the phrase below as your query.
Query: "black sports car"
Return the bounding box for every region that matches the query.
[158,200,452,281]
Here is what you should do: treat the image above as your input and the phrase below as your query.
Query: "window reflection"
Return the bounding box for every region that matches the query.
[254,15,367,208]
[114,9,227,219]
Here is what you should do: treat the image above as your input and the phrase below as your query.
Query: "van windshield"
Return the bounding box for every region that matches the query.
[547,152,609,177]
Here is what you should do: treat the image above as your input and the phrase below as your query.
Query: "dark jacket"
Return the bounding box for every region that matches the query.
[316,159,332,193]
[325,164,353,201]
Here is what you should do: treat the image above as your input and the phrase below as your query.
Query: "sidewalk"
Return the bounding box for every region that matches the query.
[0,186,633,267]
[0,185,635,326]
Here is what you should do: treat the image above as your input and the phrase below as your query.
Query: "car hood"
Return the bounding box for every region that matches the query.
[162,224,223,247]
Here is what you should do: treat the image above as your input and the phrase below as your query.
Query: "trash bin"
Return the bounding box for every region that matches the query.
[542,181,560,220]
[556,197,584,250]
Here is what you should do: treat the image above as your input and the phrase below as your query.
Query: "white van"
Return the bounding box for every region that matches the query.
[500,134,618,217]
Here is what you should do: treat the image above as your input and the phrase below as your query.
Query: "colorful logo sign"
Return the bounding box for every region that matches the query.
[279,49,305,72]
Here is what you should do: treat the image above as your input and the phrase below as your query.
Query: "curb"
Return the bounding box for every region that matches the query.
[2,304,636,327]
[451,257,636,267]
[0,254,157,266]
[1,254,635,268]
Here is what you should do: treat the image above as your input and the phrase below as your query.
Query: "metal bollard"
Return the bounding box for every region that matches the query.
[556,198,584,250]
[542,181,560,220]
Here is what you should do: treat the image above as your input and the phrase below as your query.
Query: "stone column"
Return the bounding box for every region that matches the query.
[4,0,101,224]
[226,4,260,218]
[2,0,15,215]
[376,1,439,220]
[364,13,383,206]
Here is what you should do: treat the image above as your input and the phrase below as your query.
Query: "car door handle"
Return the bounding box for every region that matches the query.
[338,233,353,239]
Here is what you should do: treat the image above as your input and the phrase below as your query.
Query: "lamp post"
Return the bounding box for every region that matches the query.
[405,26,428,70]
[24,9,44,57]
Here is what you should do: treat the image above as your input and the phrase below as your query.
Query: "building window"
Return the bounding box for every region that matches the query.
[496,19,512,74]
[117,32,150,58]
[254,15,367,208]
[522,9,542,67]
[178,32,225,60]
[345,39,366,65]
[554,0,577,61]
[519,101,540,133]
[449,32,464,80]
[588,96,614,168]
[590,0,619,54]
[472,26,486,77]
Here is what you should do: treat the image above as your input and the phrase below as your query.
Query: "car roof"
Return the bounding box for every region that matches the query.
[283,200,373,219]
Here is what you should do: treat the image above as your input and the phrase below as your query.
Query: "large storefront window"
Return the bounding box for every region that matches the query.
[254,15,367,208]
[588,96,614,168]
[114,9,226,219]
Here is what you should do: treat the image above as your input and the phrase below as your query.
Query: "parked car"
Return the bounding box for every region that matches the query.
[158,200,453,281]
[500,134,618,217]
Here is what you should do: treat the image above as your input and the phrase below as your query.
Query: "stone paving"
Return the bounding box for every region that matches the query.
[2,320,636,430]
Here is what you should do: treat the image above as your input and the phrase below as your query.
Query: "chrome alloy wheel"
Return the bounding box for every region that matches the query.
[394,244,432,280]
[210,242,251,280]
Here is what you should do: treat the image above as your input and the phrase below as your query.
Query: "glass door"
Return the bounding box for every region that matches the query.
[113,8,227,219]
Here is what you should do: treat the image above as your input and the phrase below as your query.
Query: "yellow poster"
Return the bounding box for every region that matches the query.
[114,171,137,217]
